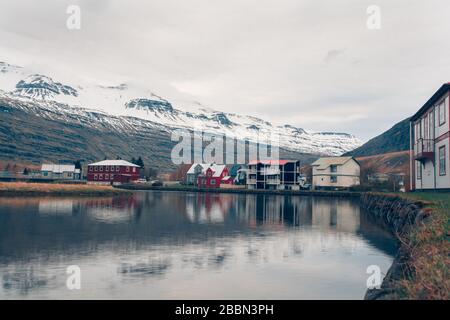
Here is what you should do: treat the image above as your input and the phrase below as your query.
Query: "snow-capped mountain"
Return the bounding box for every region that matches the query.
[14,74,78,100]
[0,61,362,157]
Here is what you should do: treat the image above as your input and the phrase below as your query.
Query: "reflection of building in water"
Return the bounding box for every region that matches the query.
[84,197,140,223]
[237,195,359,232]
[38,199,74,216]
[240,195,313,228]
[311,198,360,233]
[185,193,233,224]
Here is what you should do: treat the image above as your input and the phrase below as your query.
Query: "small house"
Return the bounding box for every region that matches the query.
[311,157,360,190]
[186,163,212,185]
[41,164,81,180]
[197,164,229,188]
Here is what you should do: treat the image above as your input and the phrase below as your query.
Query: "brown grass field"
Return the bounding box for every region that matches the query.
[0,182,130,196]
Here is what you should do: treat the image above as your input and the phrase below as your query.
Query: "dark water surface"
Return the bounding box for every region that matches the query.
[0,191,396,299]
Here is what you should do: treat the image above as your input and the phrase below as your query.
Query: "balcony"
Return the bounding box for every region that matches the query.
[266,178,281,185]
[414,139,434,162]
[261,167,280,175]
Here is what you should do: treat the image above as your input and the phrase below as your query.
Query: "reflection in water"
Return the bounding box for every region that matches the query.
[0,192,396,299]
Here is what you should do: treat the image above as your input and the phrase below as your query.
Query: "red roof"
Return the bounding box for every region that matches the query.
[248,160,295,165]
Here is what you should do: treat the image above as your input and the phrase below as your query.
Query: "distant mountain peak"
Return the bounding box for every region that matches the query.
[125,98,174,113]
[14,74,78,100]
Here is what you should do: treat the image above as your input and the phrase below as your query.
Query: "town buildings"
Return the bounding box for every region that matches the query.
[246,160,301,190]
[87,160,141,185]
[410,83,450,191]
[41,164,81,180]
[311,157,360,190]
[186,163,212,185]
[197,164,230,188]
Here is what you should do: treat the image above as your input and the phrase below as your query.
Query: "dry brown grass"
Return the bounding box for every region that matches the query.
[0,182,130,196]
[395,193,450,300]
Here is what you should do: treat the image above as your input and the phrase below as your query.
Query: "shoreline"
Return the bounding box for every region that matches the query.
[0,182,131,197]
[116,184,362,198]
[361,192,449,300]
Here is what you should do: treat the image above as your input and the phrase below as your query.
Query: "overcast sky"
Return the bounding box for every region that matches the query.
[1,0,450,140]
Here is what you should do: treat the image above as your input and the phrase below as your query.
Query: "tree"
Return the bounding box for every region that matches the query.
[74,160,82,170]
[136,156,145,168]
[131,157,136,165]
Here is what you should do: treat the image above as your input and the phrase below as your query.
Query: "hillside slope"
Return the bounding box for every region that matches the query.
[345,118,410,157]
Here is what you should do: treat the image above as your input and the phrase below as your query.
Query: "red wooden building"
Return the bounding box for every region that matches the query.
[87,160,141,185]
[197,164,231,188]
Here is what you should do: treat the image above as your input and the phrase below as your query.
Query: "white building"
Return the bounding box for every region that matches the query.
[41,164,81,180]
[311,157,360,190]
[410,83,450,191]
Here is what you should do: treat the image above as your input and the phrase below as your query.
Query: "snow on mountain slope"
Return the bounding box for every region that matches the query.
[0,62,362,156]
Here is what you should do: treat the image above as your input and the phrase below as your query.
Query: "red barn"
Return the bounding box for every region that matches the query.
[197,164,230,188]
[87,160,141,185]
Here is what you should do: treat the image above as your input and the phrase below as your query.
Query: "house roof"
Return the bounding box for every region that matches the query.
[248,160,297,166]
[88,160,140,167]
[186,163,212,174]
[41,164,76,173]
[212,164,227,177]
[411,83,450,121]
[311,157,357,170]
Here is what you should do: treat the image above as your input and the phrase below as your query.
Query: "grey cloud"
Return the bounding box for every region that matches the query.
[0,0,449,140]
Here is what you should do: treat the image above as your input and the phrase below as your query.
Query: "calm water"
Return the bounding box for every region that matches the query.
[0,191,396,300]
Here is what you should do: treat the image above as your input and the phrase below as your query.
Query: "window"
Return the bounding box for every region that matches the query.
[211,179,216,185]
[105,174,109,180]
[110,174,114,180]
[439,102,446,126]
[330,165,337,173]
[89,167,92,172]
[94,166,98,172]
[416,162,422,180]
[429,113,433,138]
[133,167,136,173]
[99,174,103,180]
[126,166,130,172]
[100,166,103,172]
[116,166,120,172]
[94,174,98,180]
[330,176,337,183]
[439,146,446,176]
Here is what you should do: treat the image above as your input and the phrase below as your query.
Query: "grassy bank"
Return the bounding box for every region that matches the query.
[390,192,449,299]
[0,182,131,196]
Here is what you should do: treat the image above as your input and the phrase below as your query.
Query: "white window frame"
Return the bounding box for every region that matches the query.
[439,102,446,126]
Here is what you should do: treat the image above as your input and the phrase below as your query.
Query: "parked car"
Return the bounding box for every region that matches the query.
[150,180,163,187]
[134,179,148,184]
